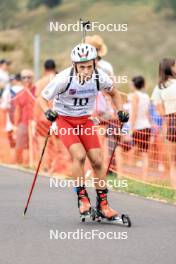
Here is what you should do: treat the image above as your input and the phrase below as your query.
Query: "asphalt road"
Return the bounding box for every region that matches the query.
[0,166,176,264]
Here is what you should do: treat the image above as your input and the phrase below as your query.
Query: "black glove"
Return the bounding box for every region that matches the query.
[45,109,58,122]
[117,110,129,123]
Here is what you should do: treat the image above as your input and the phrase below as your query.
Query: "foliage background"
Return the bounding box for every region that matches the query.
[0,0,176,93]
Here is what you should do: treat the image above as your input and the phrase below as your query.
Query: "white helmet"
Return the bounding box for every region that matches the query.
[71,43,97,63]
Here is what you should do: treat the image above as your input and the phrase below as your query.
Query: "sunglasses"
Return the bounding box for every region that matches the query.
[22,76,32,80]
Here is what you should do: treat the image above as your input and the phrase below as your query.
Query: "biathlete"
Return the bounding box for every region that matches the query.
[38,43,129,220]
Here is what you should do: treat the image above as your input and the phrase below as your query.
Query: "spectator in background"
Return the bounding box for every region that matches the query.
[0,59,15,148]
[34,59,57,137]
[34,59,58,172]
[85,35,119,173]
[85,35,113,75]
[34,59,56,122]
[0,59,11,98]
[85,35,115,118]
[8,74,23,146]
[128,76,151,179]
[9,73,23,98]
[35,59,57,98]
[149,102,165,172]
[151,58,176,187]
[13,69,35,166]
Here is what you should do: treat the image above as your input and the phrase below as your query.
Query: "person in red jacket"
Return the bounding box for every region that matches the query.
[13,69,36,166]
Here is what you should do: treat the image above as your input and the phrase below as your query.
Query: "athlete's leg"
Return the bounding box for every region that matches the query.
[69,143,91,215]
[69,143,86,185]
[87,148,106,189]
[79,118,119,218]
[57,116,91,215]
[57,116,85,180]
[78,118,104,188]
[87,148,118,219]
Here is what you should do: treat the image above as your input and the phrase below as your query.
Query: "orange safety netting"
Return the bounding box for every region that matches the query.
[0,91,176,189]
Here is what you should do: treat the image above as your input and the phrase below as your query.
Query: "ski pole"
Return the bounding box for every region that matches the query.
[23,129,50,216]
[80,19,91,43]
[105,122,123,175]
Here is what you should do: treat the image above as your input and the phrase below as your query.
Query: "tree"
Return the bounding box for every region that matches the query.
[156,0,176,17]
[27,0,62,10]
[28,0,44,10]
[44,0,62,8]
[0,0,19,30]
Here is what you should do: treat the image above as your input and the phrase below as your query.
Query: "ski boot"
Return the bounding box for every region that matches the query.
[95,189,119,219]
[91,189,131,227]
[76,186,91,222]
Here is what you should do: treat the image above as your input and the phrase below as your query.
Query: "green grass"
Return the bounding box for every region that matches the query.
[108,173,176,204]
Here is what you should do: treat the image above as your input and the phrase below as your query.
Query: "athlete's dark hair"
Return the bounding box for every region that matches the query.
[44,59,56,70]
[158,58,176,89]
[132,76,145,90]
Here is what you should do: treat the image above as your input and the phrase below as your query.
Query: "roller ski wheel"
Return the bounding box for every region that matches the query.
[91,207,102,222]
[121,214,131,227]
[90,207,132,227]
[80,209,91,222]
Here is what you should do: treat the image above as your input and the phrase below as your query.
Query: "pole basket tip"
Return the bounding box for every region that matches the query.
[23,208,27,216]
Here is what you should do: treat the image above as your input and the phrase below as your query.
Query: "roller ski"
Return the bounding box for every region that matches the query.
[90,208,131,227]
[76,186,91,222]
[80,188,131,227]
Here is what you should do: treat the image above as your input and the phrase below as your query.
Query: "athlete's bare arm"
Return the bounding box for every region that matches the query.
[37,95,50,113]
[106,86,122,110]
